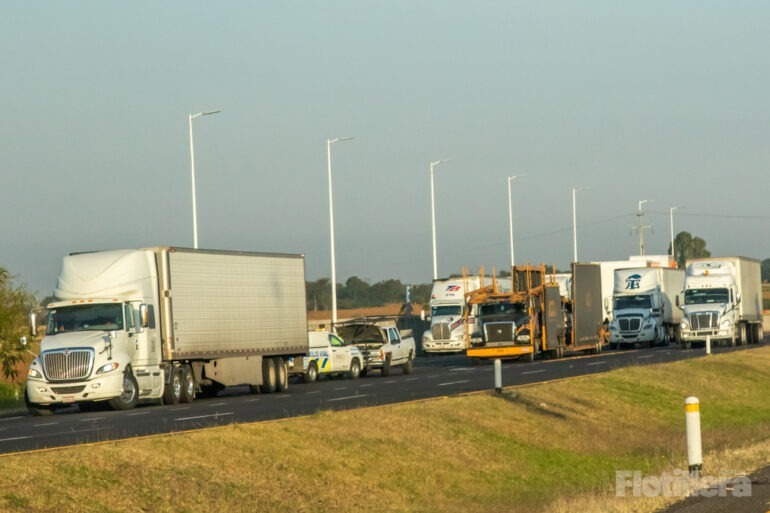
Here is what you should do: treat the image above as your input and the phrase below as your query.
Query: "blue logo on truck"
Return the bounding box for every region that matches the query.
[625,274,642,290]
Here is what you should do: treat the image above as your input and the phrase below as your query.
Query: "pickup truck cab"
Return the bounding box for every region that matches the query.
[336,319,416,376]
[299,330,363,382]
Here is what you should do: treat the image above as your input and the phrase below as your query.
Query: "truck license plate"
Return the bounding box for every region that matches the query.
[62,395,76,403]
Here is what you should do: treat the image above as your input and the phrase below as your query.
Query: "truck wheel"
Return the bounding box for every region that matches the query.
[163,366,182,405]
[401,357,413,375]
[348,359,361,379]
[739,324,747,346]
[180,365,195,403]
[755,324,765,344]
[25,390,55,417]
[109,370,139,411]
[275,358,288,392]
[261,358,277,394]
[304,362,318,383]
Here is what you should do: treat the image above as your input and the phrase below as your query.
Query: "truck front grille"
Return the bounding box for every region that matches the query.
[485,323,514,343]
[618,317,642,332]
[691,312,718,330]
[432,323,451,340]
[43,349,94,382]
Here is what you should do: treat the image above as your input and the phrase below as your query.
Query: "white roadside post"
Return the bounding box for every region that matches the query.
[494,359,502,394]
[685,396,703,478]
[706,335,711,355]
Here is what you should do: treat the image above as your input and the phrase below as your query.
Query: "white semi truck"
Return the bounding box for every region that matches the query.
[678,257,764,348]
[607,267,685,348]
[24,247,308,415]
[421,276,483,355]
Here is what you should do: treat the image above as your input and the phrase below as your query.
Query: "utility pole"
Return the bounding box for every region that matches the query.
[634,199,653,255]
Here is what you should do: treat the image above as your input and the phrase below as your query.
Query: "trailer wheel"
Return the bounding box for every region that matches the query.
[304,362,319,383]
[163,366,182,405]
[739,324,748,346]
[755,324,765,344]
[109,370,139,411]
[25,390,55,417]
[348,359,362,379]
[261,358,277,394]
[180,365,195,403]
[275,358,288,393]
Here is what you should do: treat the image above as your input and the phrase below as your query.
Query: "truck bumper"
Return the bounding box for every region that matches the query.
[680,328,733,344]
[25,372,125,406]
[467,345,532,359]
[610,327,656,344]
[423,339,465,353]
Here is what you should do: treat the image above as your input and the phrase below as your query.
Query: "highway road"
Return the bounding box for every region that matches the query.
[0,344,761,455]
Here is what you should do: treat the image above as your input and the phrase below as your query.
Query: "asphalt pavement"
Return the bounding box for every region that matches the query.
[658,465,770,513]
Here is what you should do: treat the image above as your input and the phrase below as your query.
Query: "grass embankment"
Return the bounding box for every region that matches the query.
[2,348,770,513]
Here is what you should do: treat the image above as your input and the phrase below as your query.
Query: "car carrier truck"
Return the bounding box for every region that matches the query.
[24,247,308,415]
[678,256,763,348]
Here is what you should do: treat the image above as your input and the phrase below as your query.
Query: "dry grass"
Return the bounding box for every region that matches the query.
[2,347,770,513]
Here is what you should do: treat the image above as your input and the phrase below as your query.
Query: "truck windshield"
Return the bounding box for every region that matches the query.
[614,295,652,310]
[47,303,124,335]
[431,305,463,317]
[478,302,527,316]
[684,288,730,305]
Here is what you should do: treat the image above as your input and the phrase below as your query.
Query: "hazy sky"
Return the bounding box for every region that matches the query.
[2,2,769,298]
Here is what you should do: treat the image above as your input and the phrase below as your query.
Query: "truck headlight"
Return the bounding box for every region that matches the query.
[96,362,120,375]
[643,320,654,329]
[720,319,731,329]
[27,368,43,380]
[422,332,432,342]
[680,320,689,330]
[517,334,530,342]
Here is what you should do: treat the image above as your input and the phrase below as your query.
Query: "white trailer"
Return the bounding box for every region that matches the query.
[678,256,763,348]
[608,267,684,348]
[24,247,308,415]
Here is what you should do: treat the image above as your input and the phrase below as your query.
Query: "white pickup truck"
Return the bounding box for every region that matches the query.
[295,330,363,382]
[336,319,416,376]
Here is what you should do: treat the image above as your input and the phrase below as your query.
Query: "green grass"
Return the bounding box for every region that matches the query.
[2,347,770,513]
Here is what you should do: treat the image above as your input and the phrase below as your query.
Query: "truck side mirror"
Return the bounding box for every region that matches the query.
[675,295,682,309]
[29,311,37,337]
[735,291,741,305]
[603,297,609,311]
[139,304,149,328]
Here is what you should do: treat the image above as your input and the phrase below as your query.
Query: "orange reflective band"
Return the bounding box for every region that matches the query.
[685,403,700,413]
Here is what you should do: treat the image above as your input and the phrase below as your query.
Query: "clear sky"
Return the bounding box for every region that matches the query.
[2,2,769,298]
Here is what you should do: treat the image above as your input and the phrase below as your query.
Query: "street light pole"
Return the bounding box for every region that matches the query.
[327,136,354,329]
[637,199,650,255]
[507,174,526,268]
[430,159,451,280]
[572,187,588,263]
[670,206,679,262]
[189,110,221,249]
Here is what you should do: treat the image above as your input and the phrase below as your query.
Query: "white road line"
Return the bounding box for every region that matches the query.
[127,411,152,416]
[0,417,24,422]
[171,407,191,411]
[438,380,470,387]
[587,361,607,366]
[306,390,322,395]
[522,370,546,375]
[175,412,234,422]
[449,367,475,372]
[208,403,227,407]
[638,355,655,359]
[427,374,441,379]
[383,380,397,384]
[33,422,58,427]
[333,387,348,391]
[405,377,419,382]
[80,417,106,422]
[327,395,368,402]
[0,436,33,443]
[359,384,373,388]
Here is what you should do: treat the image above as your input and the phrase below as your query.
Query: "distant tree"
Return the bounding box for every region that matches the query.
[409,283,432,306]
[761,259,770,283]
[497,270,512,278]
[0,268,36,381]
[671,231,711,268]
[306,278,331,311]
